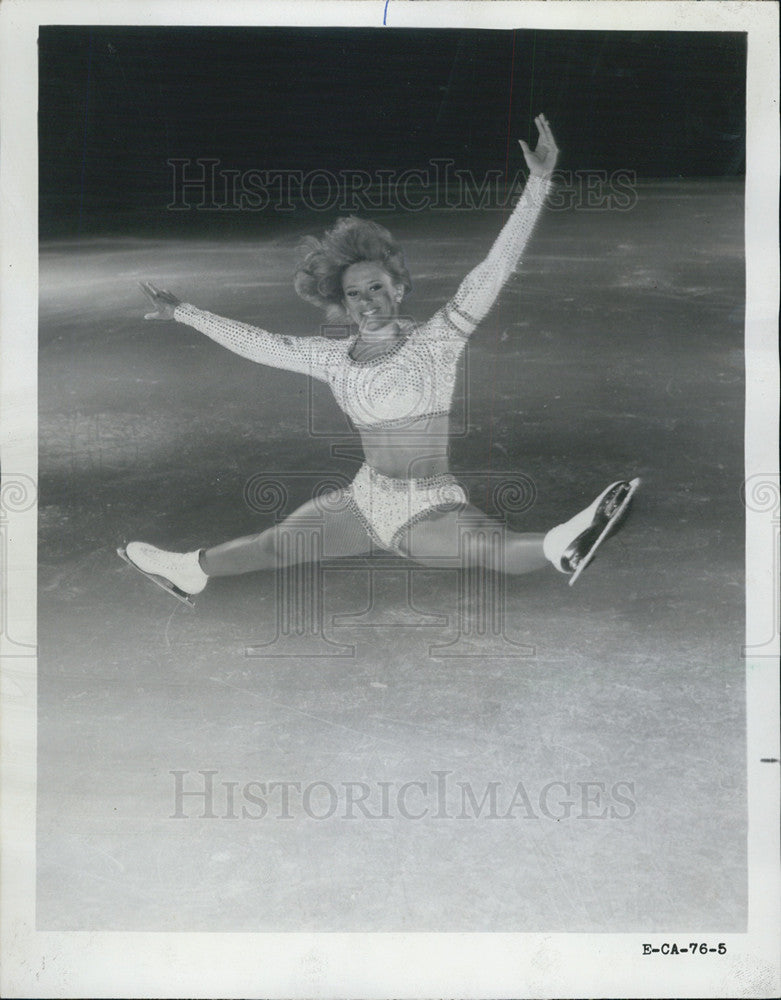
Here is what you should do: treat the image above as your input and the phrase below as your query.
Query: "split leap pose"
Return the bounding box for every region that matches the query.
[120,116,639,605]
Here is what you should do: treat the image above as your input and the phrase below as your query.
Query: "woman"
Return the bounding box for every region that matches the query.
[122,116,639,604]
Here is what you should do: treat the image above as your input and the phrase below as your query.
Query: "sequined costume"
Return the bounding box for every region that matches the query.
[174,174,550,549]
[345,464,468,551]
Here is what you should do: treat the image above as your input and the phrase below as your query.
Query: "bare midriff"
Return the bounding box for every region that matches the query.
[357,412,452,480]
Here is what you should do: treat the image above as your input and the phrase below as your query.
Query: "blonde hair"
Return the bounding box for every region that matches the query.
[294,216,412,322]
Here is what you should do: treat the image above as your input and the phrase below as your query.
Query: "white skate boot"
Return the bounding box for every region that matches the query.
[117,541,208,606]
[543,478,641,586]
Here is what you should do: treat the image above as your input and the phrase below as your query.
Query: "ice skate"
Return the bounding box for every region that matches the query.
[117,542,208,607]
[544,478,641,586]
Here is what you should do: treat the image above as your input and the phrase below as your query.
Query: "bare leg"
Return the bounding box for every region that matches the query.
[395,503,548,574]
[201,495,372,576]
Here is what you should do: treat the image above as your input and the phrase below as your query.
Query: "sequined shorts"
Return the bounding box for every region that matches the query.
[345,463,468,553]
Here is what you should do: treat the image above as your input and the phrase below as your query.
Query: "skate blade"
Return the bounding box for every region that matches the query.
[568,477,641,587]
[116,547,195,608]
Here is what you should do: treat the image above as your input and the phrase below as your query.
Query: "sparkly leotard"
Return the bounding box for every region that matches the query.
[174,174,550,430]
[174,174,550,548]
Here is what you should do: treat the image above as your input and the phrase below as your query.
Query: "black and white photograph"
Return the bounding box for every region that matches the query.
[1,0,779,996]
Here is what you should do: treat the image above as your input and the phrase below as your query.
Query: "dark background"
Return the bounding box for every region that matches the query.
[39,26,746,237]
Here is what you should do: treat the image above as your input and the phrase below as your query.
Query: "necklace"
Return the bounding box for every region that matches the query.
[349,320,411,364]
[351,335,398,362]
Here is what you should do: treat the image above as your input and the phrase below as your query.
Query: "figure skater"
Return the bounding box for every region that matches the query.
[120,116,639,605]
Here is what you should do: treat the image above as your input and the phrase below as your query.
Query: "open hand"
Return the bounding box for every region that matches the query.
[519,114,559,178]
[139,281,181,321]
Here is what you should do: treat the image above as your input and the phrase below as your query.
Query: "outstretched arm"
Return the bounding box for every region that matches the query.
[139,281,333,379]
[442,115,559,337]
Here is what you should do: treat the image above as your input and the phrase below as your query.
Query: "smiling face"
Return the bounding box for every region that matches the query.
[341,262,404,335]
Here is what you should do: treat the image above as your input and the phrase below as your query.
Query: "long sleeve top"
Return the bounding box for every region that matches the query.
[174,173,550,430]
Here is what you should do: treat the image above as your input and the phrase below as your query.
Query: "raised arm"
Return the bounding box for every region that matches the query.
[443,115,559,337]
[139,281,334,379]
